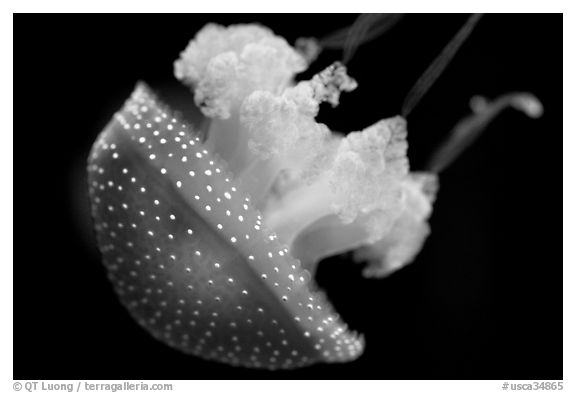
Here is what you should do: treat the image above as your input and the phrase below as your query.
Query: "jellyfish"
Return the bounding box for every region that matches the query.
[87,20,542,370]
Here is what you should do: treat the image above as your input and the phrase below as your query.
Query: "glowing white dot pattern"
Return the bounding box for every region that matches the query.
[87,83,364,370]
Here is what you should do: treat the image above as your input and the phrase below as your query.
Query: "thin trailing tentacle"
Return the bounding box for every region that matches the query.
[295,14,403,64]
[342,14,387,64]
[426,93,543,173]
[401,13,483,117]
[320,14,403,50]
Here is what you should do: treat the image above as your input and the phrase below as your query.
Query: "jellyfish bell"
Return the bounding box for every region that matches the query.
[89,84,364,369]
[87,21,541,370]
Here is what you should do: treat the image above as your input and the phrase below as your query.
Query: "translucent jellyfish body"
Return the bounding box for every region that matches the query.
[88,23,437,370]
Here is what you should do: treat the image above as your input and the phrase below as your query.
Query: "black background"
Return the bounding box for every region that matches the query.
[14,14,562,380]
